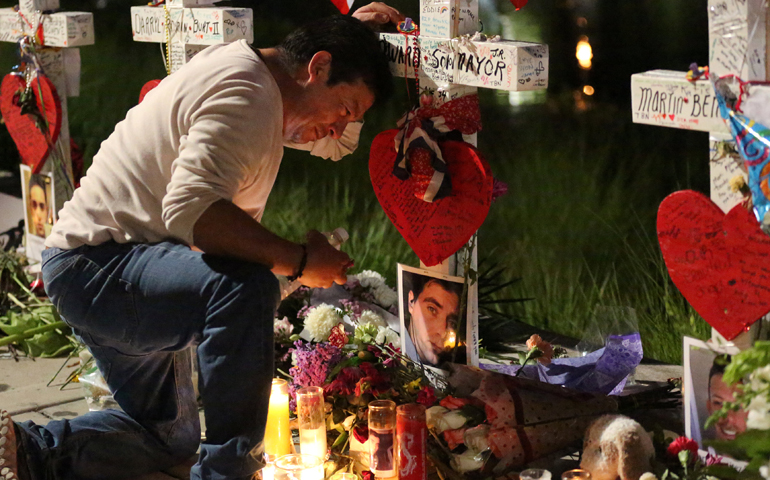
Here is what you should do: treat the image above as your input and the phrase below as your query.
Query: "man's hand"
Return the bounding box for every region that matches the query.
[352,2,405,29]
[299,230,352,288]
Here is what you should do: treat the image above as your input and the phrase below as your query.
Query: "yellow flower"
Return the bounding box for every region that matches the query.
[406,379,422,393]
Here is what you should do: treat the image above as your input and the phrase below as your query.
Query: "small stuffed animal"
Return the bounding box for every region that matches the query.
[580,415,655,480]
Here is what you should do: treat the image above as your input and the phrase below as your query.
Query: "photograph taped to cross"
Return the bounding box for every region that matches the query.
[398,264,478,369]
[20,164,55,262]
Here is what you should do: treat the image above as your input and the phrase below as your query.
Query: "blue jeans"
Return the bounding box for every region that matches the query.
[20,241,279,480]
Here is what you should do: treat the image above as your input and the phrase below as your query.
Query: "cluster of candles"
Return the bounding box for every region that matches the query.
[263,379,429,480]
[263,378,591,480]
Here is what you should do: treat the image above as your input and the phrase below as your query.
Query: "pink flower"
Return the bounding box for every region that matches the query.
[491,178,509,202]
[526,334,554,365]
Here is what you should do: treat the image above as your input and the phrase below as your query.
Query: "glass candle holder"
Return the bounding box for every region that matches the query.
[368,399,397,478]
[270,454,323,480]
[328,473,358,480]
[396,403,427,480]
[264,378,292,461]
[521,469,552,480]
[561,469,591,480]
[297,386,327,461]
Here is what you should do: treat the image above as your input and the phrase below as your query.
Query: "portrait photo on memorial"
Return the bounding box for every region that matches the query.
[20,165,53,239]
[683,336,747,462]
[397,264,469,368]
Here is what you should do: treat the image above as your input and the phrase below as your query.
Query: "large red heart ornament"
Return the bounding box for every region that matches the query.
[0,73,62,174]
[657,190,770,340]
[370,129,493,266]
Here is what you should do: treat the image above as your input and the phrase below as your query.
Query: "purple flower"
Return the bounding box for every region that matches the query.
[339,299,366,321]
[491,178,508,202]
[705,453,724,467]
[287,341,345,410]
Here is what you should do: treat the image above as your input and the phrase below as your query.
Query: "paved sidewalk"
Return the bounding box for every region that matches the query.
[1,355,200,479]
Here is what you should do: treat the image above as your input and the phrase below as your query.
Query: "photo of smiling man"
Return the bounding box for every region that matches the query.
[398,265,467,368]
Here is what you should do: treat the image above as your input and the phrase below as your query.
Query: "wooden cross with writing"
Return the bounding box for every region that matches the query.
[631,0,769,348]
[0,0,94,261]
[131,0,253,74]
[379,0,549,364]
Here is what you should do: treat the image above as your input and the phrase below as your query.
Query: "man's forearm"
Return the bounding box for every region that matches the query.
[192,199,303,276]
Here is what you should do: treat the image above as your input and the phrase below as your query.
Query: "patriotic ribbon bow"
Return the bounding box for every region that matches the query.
[392,94,482,202]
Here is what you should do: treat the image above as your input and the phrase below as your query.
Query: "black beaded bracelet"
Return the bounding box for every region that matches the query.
[287,244,307,282]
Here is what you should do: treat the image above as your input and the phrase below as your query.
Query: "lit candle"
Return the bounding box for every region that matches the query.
[265,378,292,461]
[272,454,324,480]
[297,386,327,461]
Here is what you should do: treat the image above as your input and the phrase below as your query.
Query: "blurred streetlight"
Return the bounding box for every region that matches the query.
[576,35,593,70]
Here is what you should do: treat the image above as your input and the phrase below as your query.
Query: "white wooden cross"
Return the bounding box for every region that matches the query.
[379,0,549,365]
[630,0,770,348]
[0,0,94,261]
[131,0,253,74]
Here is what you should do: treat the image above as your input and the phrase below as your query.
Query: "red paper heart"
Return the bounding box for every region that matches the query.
[138,79,162,104]
[0,73,62,174]
[657,190,770,340]
[370,129,493,266]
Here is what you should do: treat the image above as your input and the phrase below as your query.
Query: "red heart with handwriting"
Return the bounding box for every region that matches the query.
[0,73,61,174]
[370,129,493,266]
[657,190,770,340]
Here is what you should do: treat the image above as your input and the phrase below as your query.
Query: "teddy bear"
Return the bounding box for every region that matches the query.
[580,415,655,480]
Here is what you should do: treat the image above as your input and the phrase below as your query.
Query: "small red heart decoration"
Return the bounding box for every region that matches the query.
[0,73,62,174]
[138,79,162,104]
[657,190,770,340]
[668,114,675,120]
[370,129,493,266]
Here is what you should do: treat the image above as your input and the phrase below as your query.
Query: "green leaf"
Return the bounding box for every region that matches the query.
[332,408,347,425]
[331,431,348,449]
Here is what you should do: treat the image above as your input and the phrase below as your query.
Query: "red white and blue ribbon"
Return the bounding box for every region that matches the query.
[330,0,355,14]
[392,94,482,202]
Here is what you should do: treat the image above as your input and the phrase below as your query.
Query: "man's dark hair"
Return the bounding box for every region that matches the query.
[278,15,393,105]
[405,274,463,330]
[708,354,730,397]
[28,174,47,194]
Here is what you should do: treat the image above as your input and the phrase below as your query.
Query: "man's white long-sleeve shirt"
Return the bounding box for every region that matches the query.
[48,41,288,250]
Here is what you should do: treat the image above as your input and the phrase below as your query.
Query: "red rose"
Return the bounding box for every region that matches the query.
[667,437,699,458]
[361,472,374,480]
[417,386,437,406]
[353,424,369,444]
[440,395,472,410]
[442,428,467,450]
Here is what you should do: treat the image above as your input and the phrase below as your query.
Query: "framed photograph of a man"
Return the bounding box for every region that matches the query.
[398,264,476,368]
[683,336,746,461]
[20,164,55,262]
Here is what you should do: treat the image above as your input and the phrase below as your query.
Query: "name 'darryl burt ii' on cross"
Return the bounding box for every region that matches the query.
[631,70,728,133]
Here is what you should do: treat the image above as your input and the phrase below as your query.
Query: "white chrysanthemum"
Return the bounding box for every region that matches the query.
[639,473,657,480]
[357,270,386,289]
[374,285,398,308]
[375,326,400,346]
[751,365,770,391]
[747,394,770,430]
[359,310,386,328]
[304,303,342,342]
